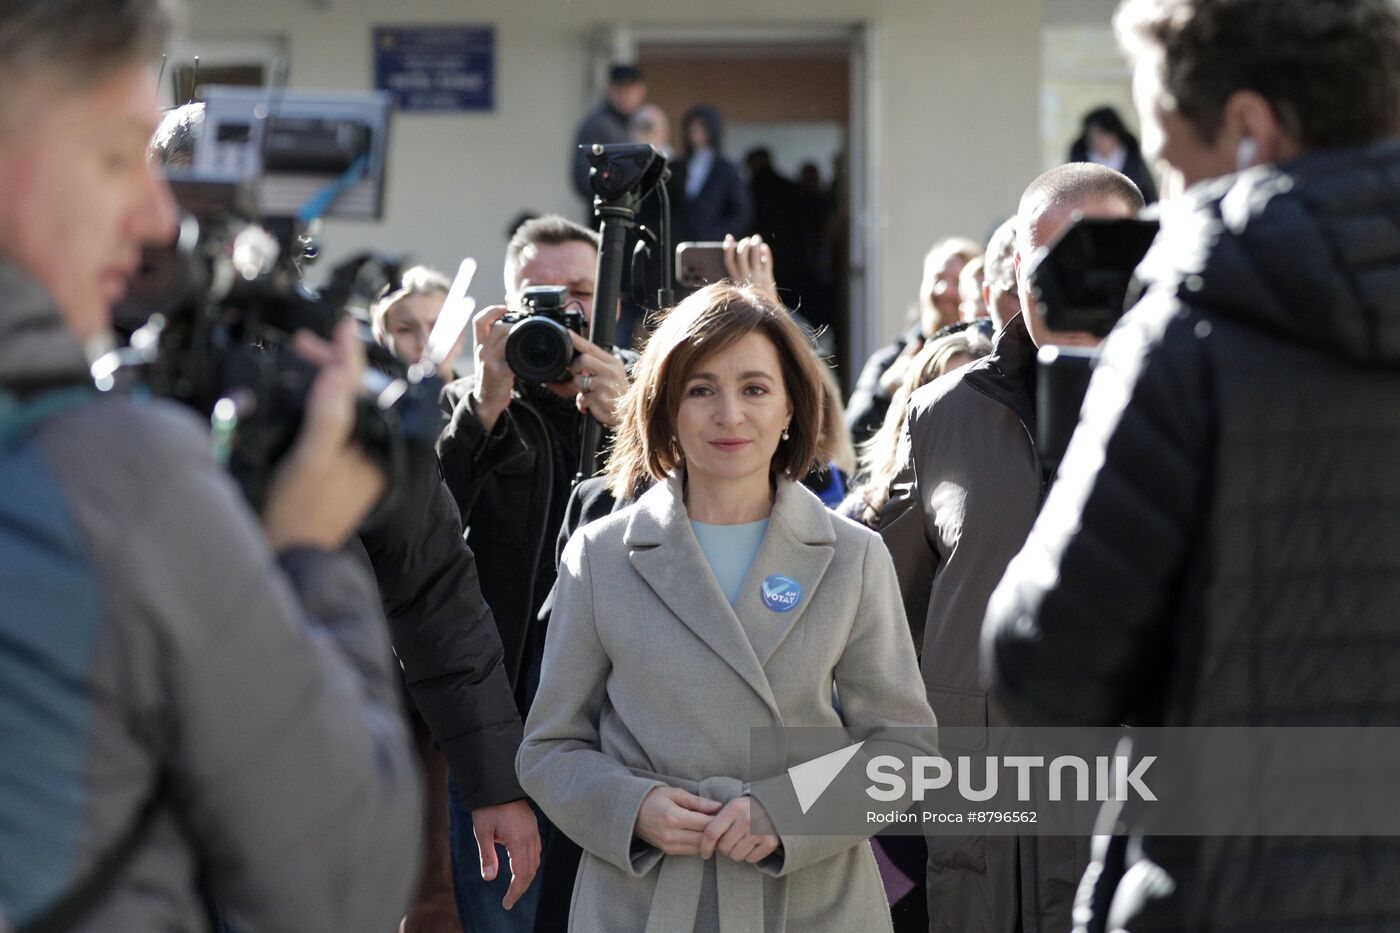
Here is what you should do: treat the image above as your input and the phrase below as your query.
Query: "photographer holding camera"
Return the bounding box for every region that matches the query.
[438,214,630,932]
[0,1,421,931]
[147,101,540,930]
[460,218,628,442]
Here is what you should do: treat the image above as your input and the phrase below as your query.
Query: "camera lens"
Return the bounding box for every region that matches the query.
[505,317,575,384]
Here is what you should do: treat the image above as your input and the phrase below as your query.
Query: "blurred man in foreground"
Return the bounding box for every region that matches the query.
[0,1,421,929]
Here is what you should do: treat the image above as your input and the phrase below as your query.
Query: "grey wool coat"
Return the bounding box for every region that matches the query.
[517,473,938,933]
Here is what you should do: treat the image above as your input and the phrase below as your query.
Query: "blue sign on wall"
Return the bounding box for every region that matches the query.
[374,26,494,112]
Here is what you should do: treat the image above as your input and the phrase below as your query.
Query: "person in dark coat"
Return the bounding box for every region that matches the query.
[571,64,646,210]
[669,105,751,245]
[844,237,980,445]
[353,459,535,933]
[879,164,1144,933]
[1068,105,1159,204]
[985,1,1400,930]
[363,273,540,933]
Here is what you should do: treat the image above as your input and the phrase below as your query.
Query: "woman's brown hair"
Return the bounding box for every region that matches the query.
[608,282,827,499]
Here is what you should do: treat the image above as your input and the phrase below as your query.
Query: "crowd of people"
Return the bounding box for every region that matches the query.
[4,0,1400,932]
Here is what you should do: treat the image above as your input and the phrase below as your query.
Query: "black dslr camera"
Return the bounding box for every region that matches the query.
[503,285,585,384]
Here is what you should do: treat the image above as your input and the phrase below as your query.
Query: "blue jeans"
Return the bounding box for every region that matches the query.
[448,779,547,933]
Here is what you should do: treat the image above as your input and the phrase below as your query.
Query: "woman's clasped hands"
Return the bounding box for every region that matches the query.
[635,786,781,864]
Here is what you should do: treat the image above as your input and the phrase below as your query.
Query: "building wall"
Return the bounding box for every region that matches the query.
[1041,0,1139,174]
[179,0,1044,361]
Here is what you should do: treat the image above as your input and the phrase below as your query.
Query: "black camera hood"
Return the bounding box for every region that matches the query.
[584,143,667,207]
[1029,216,1160,338]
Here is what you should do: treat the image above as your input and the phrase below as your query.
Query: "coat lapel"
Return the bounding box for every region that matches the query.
[626,475,782,718]
[732,479,836,665]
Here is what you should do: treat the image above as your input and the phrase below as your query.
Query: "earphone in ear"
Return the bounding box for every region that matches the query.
[1236,136,1259,172]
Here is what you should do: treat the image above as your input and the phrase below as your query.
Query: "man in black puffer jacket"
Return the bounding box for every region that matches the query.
[984,0,1400,930]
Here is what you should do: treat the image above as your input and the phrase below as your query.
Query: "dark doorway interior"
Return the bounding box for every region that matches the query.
[636,41,854,377]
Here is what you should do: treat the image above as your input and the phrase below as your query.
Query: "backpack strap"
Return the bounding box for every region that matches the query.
[1,384,169,932]
[0,387,98,452]
[17,777,168,933]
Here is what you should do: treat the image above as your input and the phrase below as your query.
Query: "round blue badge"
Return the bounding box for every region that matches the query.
[761,575,802,613]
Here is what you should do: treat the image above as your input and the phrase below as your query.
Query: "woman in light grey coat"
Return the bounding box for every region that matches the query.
[517,282,937,932]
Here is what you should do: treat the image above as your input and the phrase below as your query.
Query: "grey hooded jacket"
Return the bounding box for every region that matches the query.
[0,260,422,931]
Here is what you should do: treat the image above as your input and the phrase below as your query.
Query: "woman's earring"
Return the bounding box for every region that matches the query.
[781,426,791,442]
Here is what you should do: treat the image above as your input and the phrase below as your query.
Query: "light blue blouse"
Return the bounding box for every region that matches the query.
[690,518,769,606]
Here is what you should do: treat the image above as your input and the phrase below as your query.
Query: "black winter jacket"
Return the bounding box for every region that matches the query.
[352,450,525,811]
[438,376,611,717]
[845,331,914,446]
[985,141,1400,930]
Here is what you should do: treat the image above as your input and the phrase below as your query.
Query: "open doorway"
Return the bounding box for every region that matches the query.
[598,26,869,386]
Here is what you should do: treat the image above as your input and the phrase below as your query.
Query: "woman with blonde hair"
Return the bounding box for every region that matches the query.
[370,265,467,380]
[517,282,936,932]
[840,322,993,529]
